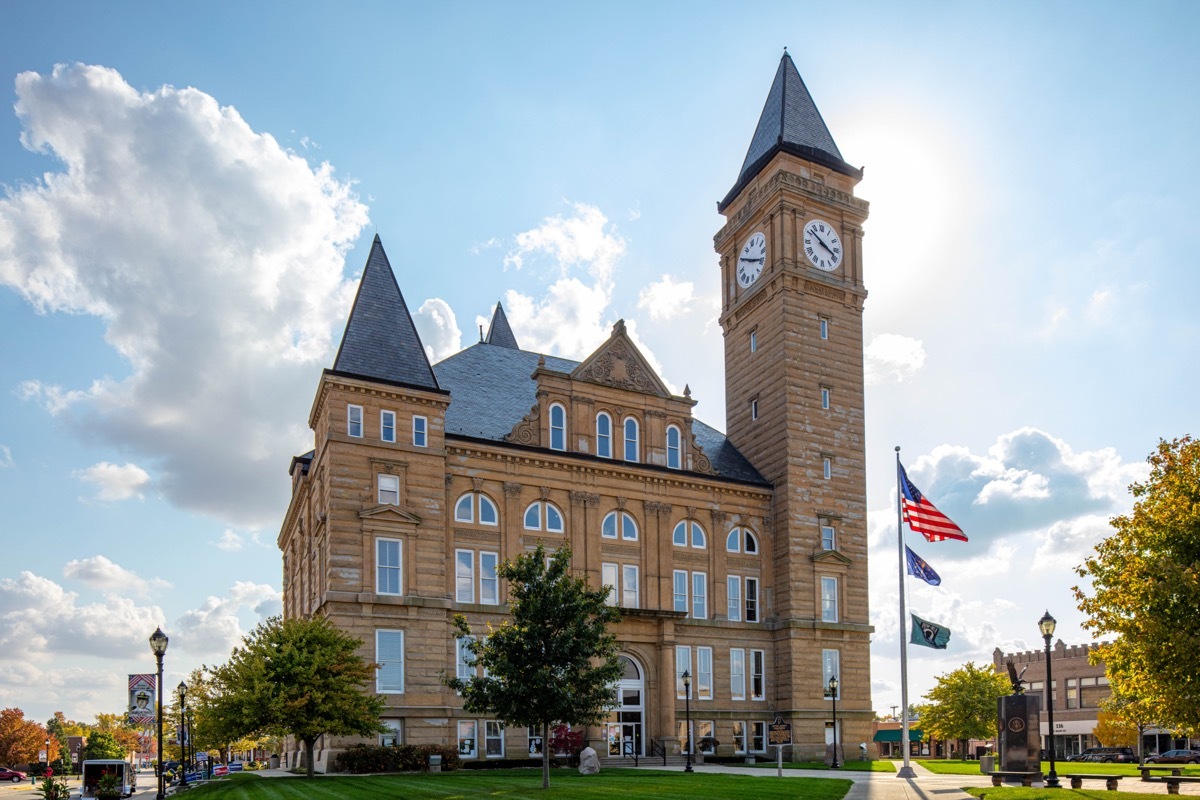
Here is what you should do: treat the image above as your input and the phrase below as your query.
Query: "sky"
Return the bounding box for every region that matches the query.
[1,1,1198,728]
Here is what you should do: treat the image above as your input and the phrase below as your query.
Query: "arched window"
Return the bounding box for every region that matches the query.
[455,493,499,526]
[623,417,640,462]
[602,510,638,541]
[673,520,706,549]
[596,412,612,459]
[666,425,682,470]
[726,527,758,554]
[549,403,566,451]
[523,501,564,533]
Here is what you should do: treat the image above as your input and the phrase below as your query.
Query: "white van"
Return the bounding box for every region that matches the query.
[80,760,136,798]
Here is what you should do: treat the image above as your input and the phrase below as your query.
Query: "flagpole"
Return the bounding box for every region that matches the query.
[895,446,916,779]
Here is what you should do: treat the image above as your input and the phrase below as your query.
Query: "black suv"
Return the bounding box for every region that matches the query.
[1068,747,1136,763]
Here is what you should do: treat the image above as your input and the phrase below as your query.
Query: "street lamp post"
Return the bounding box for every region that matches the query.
[44,738,50,774]
[149,627,169,800]
[828,676,841,769]
[682,670,693,773]
[177,682,188,788]
[1039,611,1061,789]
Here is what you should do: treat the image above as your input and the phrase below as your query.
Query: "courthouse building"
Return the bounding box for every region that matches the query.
[278,52,874,771]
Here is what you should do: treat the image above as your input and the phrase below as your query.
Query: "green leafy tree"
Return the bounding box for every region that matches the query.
[205,615,384,778]
[1099,684,1158,763]
[918,662,1010,759]
[1075,436,1200,736]
[446,544,623,789]
[82,730,125,760]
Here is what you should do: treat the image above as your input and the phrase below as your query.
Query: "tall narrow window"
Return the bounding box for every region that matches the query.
[697,647,713,700]
[749,330,757,352]
[596,412,612,458]
[549,403,566,451]
[746,577,760,623]
[751,398,759,420]
[666,425,681,470]
[673,570,688,613]
[412,415,427,447]
[751,721,766,751]
[821,576,839,623]
[727,576,742,621]
[455,550,474,603]
[602,563,618,606]
[457,720,477,758]
[377,474,400,505]
[819,317,829,340]
[732,721,747,753]
[822,649,840,698]
[381,410,396,442]
[456,636,476,680]
[376,630,405,693]
[348,404,363,437]
[675,645,692,698]
[485,720,505,757]
[480,552,499,605]
[821,387,831,410]
[821,525,836,551]
[623,417,639,462]
[730,648,746,699]
[751,649,765,700]
[823,456,832,480]
[377,539,402,595]
[622,564,639,608]
[691,572,707,620]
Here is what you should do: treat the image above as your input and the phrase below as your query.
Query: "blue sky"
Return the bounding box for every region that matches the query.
[1,1,1197,726]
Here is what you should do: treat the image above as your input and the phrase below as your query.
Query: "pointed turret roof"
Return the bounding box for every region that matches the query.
[719,51,861,210]
[332,235,440,390]
[484,301,520,350]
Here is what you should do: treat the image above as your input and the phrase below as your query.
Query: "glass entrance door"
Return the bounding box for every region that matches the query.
[607,656,645,757]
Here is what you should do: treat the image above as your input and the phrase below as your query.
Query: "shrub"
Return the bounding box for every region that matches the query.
[332,744,459,773]
[461,757,561,770]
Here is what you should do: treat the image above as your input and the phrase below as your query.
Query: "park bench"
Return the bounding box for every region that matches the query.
[1149,776,1200,795]
[1063,774,1124,790]
[1141,766,1186,780]
[990,771,1041,787]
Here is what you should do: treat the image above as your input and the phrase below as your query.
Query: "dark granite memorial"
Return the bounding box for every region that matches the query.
[998,694,1041,772]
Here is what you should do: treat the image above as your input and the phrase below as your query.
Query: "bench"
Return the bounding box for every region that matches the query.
[1150,776,1200,795]
[990,771,1041,787]
[1063,774,1124,790]
[1141,766,1186,780]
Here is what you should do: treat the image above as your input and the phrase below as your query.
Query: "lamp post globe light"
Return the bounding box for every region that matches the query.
[682,669,693,773]
[177,682,188,788]
[44,738,50,774]
[149,627,169,800]
[828,676,840,769]
[1039,611,1061,789]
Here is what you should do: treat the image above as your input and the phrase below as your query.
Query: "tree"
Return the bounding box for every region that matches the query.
[446,544,623,789]
[918,662,1011,759]
[1093,711,1137,749]
[205,615,384,778]
[92,713,139,755]
[0,708,47,766]
[1075,436,1200,736]
[1100,685,1158,763]
[82,730,125,761]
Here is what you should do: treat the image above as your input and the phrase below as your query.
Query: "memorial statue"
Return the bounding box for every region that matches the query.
[1005,660,1027,695]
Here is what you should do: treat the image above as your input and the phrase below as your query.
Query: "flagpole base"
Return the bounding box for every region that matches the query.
[896,766,918,778]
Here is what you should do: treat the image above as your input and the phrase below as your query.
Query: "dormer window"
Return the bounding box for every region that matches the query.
[666,425,682,470]
[596,412,612,458]
[549,403,567,451]
[623,417,640,462]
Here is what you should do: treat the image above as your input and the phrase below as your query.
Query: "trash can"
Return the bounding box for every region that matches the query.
[980,755,995,774]
[429,755,442,773]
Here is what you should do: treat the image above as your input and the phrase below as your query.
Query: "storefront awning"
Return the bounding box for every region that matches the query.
[874,729,923,742]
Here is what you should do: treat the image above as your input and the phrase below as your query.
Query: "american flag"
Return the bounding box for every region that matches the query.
[899,463,967,542]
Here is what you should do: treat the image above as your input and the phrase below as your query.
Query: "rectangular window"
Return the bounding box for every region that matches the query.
[727,576,742,622]
[730,648,745,699]
[348,404,363,437]
[457,720,477,758]
[480,551,499,605]
[697,646,713,700]
[455,549,475,603]
[751,649,765,701]
[380,719,402,747]
[749,330,757,352]
[381,410,396,442]
[602,563,618,607]
[675,645,692,698]
[819,317,829,340]
[746,577,759,623]
[732,721,747,754]
[822,649,840,699]
[377,473,399,505]
[697,720,715,753]
[485,721,505,757]
[751,721,766,752]
[691,572,707,619]
[376,538,402,595]
[673,570,688,613]
[527,727,544,755]
[821,525,836,551]
[412,415,428,447]
[621,564,639,609]
[750,398,759,420]
[1067,678,1078,709]
[823,456,832,480]
[821,386,831,410]
[821,576,839,623]
[456,636,475,681]
[376,630,404,693]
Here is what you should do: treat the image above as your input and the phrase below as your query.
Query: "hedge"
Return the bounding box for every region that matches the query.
[331,744,460,773]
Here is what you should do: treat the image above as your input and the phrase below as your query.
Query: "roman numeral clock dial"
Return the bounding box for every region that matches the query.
[737,231,766,287]
[803,219,843,271]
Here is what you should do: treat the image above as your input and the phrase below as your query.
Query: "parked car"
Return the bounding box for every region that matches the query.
[1067,747,1136,763]
[1147,749,1200,764]
[0,768,27,783]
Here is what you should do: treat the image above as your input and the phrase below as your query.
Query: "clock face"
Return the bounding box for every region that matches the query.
[802,219,843,271]
[737,231,766,287]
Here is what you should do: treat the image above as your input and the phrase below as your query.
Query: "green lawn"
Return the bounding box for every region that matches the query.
[181,769,853,800]
[965,786,1195,800]
[919,759,1200,778]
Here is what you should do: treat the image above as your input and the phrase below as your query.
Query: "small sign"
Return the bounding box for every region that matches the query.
[768,716,792,746]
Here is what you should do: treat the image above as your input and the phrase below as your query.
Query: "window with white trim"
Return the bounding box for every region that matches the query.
[697,646,713,700]
[455,549,475,603]
[823,456,832,480]
[692,572,707,620]
[697,720,715,753]
[727,576,742,621]
[675,645,691,698]
[527,727,544,755]
[672,520,706,549]
[347,404,363,437]
[821,576,839,623]
[822,649,840,699]
[821,525,836,551]
[673,570,688,614]
[480,552,499,605]
[751,398,759,420]
[819,316,829,340]
[749,329,757,352]
[484,720,505,757]
[730,648,745,700]
[412,415,427,447]
[454,492,499,525]
[666,425,681,469]
[751,721,766,752]
[672,569,707,619]
[726,527,758,554]
[596,412,612,458]
[381,410,396,443]
[602,562,640,609]
[732,721,747,753]
[549,403,566,451]
[602,510,638,541]
[751,649,765,701]
[380,719,403,747]
[377,473,400,505]
[746,577,760,622]
[821,386,831,410]
[456,635,476,681]
[376,630,404,693]
[623,417,640,462]
[376,538,402,595]
[523,501,564,533]
[457,720,477,758]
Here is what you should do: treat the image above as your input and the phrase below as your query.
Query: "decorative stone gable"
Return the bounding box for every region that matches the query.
[571,320,671,397]
[506,399,542,446]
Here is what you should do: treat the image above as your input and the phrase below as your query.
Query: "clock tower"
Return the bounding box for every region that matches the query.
[716,51,872,744]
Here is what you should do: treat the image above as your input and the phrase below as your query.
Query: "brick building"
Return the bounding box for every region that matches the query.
[277,52,874,771]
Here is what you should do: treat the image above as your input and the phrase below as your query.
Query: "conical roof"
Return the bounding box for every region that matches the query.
[332,235,440,390]
[484,301,520,349]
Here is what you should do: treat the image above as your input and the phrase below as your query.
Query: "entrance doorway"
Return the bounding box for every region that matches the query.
[606,655,644,757]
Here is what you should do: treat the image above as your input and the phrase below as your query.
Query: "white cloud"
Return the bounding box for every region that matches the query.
[171,580,281,658]
[74,461,151,501]
[865,333,926,385]
[63,555,170,594]
[414,297,462,362]
[215,529,245,552]
[637,275,696,321]
[0,444,12,468]
[0,63,369,528]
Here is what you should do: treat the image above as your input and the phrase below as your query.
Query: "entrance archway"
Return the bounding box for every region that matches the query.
[605,655,644,757]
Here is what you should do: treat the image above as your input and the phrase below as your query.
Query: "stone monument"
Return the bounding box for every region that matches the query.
[998,662,1041,773]
[578,746,600,775]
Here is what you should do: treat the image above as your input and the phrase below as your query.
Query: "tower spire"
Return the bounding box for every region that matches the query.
[484,301,520,350]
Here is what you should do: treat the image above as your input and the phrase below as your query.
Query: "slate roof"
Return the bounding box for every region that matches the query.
[433,342,767,485]
[719,51,861,211]
[484,302,520,349]
[332,235,440,390]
